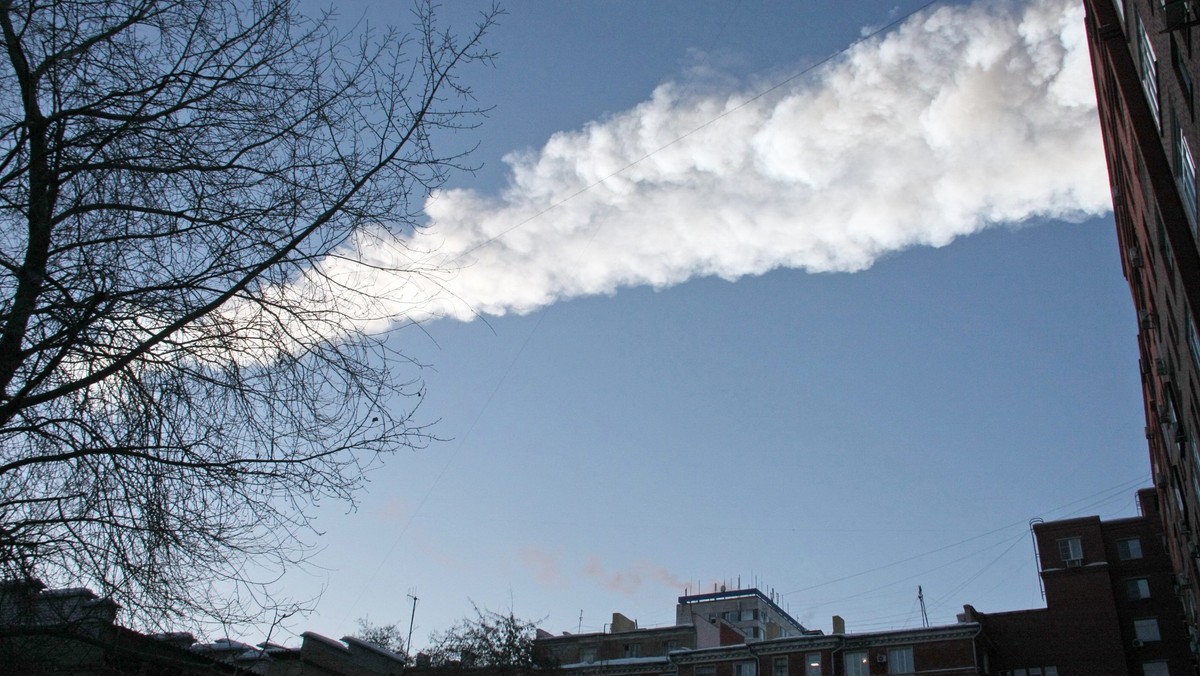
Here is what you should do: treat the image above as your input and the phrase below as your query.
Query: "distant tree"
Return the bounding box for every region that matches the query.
[354,617,408,656]
[0,0,497,633]
[426,607,552,672]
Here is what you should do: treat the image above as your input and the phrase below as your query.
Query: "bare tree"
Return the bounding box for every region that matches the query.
[354,617,407,656]
[425,607,551,673]
[0,0,496,633]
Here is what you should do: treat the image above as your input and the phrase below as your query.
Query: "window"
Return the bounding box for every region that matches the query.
[773,656,788,676]
[664,640,681,652]
[1174,36,1194,111]
[1143,661,1170,676]
[735,661,757,676]
[1189,313,1200,372]
[722,611,739,622]
[745,627,761,639]
[1139,14,1161,125]
[844,652,869,676]
[805,652,822,676]
[624,643,641,658]
[696,667,716,676]
[1120,537,1145,560]
[741,609,759,621]
[887,646,914,674]
[1128,577,1152,600]
[1058,537,1083,562]
[580,648,597,664]
[1178,124,1198,225]
[1135,617,1162,642]
[1045,669,1058,676]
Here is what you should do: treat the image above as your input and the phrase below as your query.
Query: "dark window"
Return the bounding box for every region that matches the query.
[1119,537,1145,560]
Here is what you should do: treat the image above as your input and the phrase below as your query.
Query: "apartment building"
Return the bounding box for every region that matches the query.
[1081,0,1200,646]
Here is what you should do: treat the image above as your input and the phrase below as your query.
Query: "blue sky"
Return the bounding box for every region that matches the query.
[274,0,1153,648]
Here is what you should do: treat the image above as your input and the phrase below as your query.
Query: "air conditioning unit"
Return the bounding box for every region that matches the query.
[876,655,887,663]
[1156,357,1171,375]
[1141,310,1158,331]
[1066,558,1083,568]
[1133,639,1145,648]
[1129,244,1144,268]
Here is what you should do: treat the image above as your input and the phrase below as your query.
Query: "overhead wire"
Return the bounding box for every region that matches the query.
[784,476,1150,629]
[338,0,1136,639]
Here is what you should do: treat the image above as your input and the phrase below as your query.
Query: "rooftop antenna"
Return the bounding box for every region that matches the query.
[1030,518,1046,600]
[405,593,419,663]
[578,610,584,634]
[918,586,929,628]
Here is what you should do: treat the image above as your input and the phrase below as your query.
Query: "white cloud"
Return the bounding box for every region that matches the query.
[293,0,1111,328]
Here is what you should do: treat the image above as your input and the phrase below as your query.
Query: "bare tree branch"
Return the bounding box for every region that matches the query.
[0,0,498,635]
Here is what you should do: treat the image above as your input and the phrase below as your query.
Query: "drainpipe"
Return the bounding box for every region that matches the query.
[829,634,845,676]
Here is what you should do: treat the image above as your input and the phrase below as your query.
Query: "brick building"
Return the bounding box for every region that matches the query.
[537,589,809,673]
[537,491,1192,674]
[670,623,986,676]
[967,488,1192,675]
[1081,0,1200,646]
[0,579,241,675]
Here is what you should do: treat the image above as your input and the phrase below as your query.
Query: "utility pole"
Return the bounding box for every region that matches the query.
[406,594,419,664]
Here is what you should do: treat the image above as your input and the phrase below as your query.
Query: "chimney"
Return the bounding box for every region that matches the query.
[611,612,637,633]
[832,616,845,634]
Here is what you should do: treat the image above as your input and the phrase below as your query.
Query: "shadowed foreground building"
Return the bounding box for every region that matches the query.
[1082,0,1200,650]
[0,579,239,674]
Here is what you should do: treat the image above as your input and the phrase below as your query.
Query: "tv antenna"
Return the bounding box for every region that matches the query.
[405,593,419,662]
[918,586,929,628]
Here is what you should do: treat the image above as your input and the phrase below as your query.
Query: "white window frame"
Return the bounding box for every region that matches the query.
[1139,14,1161,125]
[1188,312,1200,373]
[844,652,869,676]
[887,646,914,674]
[1058,537,1083,562]
[1178,125,1197,226]
[805,652,822,676]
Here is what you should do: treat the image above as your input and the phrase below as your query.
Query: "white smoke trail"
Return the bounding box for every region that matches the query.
[303,0,1112,328]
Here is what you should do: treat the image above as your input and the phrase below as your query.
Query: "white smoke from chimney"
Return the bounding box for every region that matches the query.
[296,0,1111,329]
